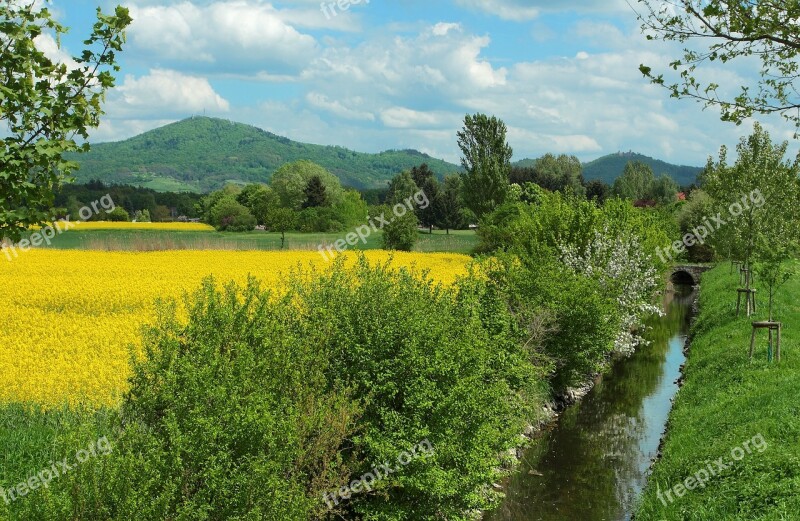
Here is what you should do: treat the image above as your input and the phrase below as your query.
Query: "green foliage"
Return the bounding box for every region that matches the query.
[14,260,550,520]
[437,175,467,233]
[12,279,361,521]
[332,190,369,229]
[457,113,513,218]
[676,189,716,261]
[209,197,256,232]
[272,160,344,211]
[133,209,151,222]
[236,183,278,226]
[585,179,610,205]
[410,164,441,232]
[198,185,241,223]
[264,207,298,247]
[510,154,585,198]
[106,207,130,222]
[483,253,618,389]
[302,175,330,209]
[382,209,418,251]
[703,123,800,317]
[612,161,656,200]
[296,207,344,233]
[386,170,419,204]
[0,2,132,242]
[475,191,672,387]
[637,0,800,131]
[612,161,679,204]
[287,258,548,518]
[650,174,680,205]
[67,117,461,191]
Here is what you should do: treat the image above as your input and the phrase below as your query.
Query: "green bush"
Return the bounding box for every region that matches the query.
[382,210,418,251]
[17,279,360,521]
[483,253,618,390]
[297,207,345,233]
[19,259,549,520]
[288,258,548,518]
[209,197,257,232]
[106,207,130,222]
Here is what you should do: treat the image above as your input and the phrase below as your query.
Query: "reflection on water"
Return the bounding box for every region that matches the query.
[486,285,695,521]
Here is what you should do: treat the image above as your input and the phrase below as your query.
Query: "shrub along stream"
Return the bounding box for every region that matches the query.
[1,192,674,520]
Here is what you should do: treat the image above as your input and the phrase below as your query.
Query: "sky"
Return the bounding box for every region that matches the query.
[46,0,797,166]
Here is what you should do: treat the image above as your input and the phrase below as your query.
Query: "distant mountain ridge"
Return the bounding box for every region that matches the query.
[514,152,702,187]
[581,151,702,187]
[72,118,703,193]
[69,117,462,192]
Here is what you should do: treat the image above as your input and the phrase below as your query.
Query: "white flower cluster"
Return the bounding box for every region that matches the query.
[561,227,663,356]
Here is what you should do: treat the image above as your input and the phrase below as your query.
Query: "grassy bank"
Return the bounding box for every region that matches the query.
[637,263,800,519]
[19,229,477,254]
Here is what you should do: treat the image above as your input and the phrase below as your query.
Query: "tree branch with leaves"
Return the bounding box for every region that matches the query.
[635,0,800,131]
[0,1,131,242]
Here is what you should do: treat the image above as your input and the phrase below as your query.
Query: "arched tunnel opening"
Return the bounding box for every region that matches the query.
[671,270,696,286]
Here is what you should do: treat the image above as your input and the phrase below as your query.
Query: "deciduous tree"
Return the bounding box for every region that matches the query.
[0,1,131,241]
[457,113,513,218]
[703,122,800,317]
[437,175,465,234]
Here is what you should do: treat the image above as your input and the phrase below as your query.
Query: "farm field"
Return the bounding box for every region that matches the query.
[0,250,471,408]
[19,227,478,254]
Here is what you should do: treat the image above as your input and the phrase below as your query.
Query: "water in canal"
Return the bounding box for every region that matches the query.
[486,284,695,521]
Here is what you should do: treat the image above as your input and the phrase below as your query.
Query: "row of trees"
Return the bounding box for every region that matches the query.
[53,181,204,222]
[677,123,800,321]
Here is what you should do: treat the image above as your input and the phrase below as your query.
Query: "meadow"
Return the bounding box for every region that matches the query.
[0,250,470,407]
[21,226,478,254]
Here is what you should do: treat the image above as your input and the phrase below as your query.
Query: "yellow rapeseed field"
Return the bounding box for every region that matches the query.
[0,250,469,408]
[50,221,216,231]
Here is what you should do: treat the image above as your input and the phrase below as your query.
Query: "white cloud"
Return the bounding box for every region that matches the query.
[126,1,318,75]
[305,92,375,121]
[380,107,457,129]
[115,69,230,115]
[308,22,507,101]
[455,0,629,20]
[455,0,540,20]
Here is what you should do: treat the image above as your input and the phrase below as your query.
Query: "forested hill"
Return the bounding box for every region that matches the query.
[581,152,702,186]
[69,117,461,192]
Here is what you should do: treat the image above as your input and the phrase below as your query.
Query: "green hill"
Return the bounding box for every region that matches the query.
[69,117,461,192]
[581,152,702,186]
[513,152,702,187]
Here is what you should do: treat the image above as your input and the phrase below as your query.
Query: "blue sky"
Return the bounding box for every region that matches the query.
[47,0,792,166]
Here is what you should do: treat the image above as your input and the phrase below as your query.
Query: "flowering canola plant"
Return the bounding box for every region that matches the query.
[46,221,216,231]
[0,250,470,407]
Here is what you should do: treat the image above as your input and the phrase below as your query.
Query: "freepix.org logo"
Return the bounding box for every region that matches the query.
[2,195,116,262]
[656,189,765,263]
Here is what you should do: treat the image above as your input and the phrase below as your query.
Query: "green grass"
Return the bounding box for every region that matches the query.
[636,262,800,520]
[25,228,478,254]
[0,405,112,518]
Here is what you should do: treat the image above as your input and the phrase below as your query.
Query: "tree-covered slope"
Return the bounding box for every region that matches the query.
[582,152,702,186]
[69,117,461,192]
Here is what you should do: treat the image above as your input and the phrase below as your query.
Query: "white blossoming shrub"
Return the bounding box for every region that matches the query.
[561,227,663,356]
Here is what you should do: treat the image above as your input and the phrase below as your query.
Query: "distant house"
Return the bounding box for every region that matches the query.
[633,199,657,208]
[677,192,687,201]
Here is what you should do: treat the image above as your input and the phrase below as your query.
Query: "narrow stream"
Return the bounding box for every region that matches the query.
[486,284,695,521]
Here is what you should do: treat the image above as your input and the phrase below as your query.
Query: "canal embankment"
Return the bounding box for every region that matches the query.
[485,282,696,520]
[635,263,800,520]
